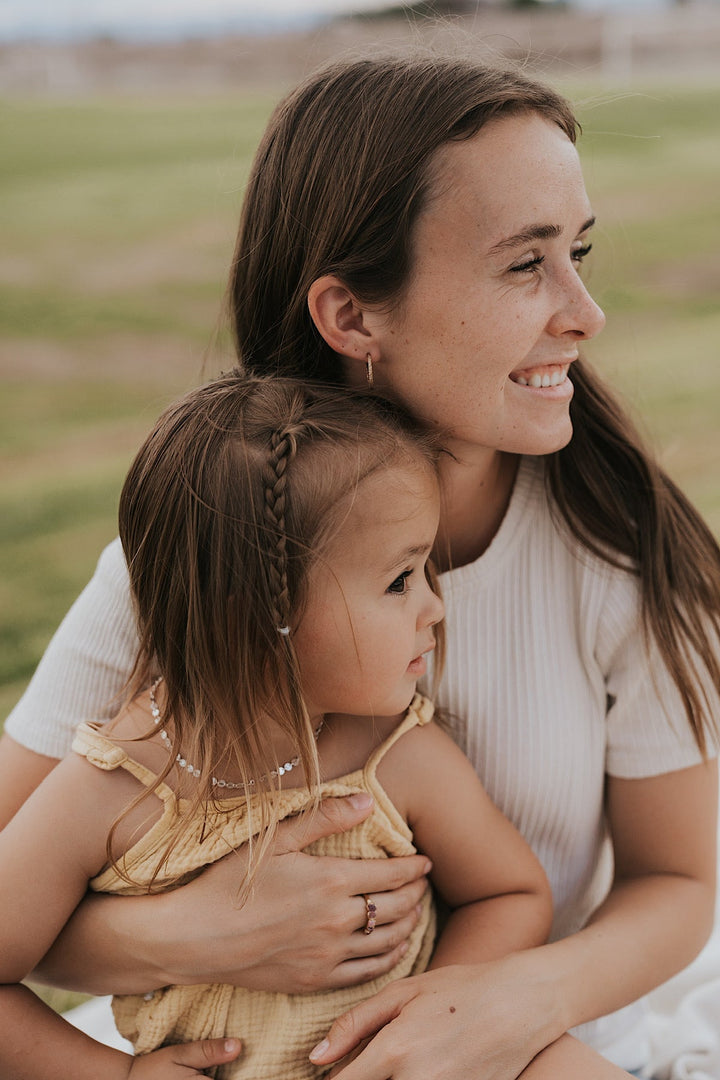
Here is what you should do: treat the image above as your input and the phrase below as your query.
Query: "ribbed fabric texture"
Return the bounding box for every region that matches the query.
[7,457,716,1068]
[72,697,437,1079]
[6,537,140,759]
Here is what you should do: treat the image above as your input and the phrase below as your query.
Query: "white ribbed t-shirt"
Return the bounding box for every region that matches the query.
[5,455,713,1068]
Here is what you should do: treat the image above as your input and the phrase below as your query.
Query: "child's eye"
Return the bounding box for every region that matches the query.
[387,570,412,595]
[572,242,593,265]
[509,255,544,274]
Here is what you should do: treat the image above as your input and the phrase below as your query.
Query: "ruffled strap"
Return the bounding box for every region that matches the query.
[72,722,176,803]
[364,694,434,780]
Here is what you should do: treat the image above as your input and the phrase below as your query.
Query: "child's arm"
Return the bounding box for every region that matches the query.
[0,750,242,1079]
[377,719,553,966]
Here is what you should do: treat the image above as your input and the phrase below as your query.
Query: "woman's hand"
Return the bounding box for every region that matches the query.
[126,1037,242,1077]
[310,958,561,1080]
[37,793,431,996]
[159,793,430,993]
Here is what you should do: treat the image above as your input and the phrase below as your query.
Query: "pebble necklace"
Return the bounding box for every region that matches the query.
[149,676,324,791]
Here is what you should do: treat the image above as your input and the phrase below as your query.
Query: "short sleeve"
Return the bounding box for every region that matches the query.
[4,539,139,759]
[597,565,719,778]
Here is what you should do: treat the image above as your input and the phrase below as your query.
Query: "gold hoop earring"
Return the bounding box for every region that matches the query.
[365,353,374,388]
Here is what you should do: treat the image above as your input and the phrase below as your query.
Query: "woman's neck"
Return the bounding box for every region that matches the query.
[433,449,519,572]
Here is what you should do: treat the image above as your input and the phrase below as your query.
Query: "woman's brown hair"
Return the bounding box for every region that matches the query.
[229,53,720,752]
[118,373,442,889]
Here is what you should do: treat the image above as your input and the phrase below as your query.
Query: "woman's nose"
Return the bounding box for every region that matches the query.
[549,273,606,341]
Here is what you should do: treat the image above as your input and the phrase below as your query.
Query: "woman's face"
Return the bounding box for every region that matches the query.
[369,111,606,461]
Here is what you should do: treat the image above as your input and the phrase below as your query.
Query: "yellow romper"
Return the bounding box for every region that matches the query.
[72,694,437,1080]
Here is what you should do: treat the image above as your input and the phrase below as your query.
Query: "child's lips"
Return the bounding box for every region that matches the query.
[408,642,435,676]
[407,655,427,676]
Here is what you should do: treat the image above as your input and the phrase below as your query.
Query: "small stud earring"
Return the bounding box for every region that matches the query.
[365,353,374,388]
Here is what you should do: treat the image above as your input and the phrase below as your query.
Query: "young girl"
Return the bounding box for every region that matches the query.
[0,374,565,1079]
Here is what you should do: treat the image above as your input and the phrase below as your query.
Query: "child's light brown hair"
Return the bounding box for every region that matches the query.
[117,372,443,892]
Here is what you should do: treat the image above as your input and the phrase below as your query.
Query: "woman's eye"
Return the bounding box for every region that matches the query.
[387,570,411,595]
[510,255,545,274]
[572,242,593,264]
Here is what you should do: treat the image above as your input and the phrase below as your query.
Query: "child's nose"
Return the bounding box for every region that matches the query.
[425,587,445,627]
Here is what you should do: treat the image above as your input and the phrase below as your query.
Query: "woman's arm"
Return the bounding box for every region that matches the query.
[543,758,718,1027]
[310,758,717,1079]
[0,735,59,827]
[33,794,431,996]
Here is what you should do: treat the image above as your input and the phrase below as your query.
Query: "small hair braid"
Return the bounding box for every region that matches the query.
[263,425,302,633]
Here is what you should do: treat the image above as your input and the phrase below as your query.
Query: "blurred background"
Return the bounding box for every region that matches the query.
[1,0,719,724]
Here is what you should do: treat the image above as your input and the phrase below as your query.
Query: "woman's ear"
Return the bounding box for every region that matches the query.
[307,275,375,361]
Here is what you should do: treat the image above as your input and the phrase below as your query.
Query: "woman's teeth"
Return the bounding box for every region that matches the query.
[514,366,568,388]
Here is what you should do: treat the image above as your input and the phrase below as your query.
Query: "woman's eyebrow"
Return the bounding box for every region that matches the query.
[487,216,596,256]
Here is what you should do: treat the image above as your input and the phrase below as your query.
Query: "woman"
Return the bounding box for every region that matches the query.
[1,56,718,1079]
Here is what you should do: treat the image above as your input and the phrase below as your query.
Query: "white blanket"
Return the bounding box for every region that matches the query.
[646,930,720,1079]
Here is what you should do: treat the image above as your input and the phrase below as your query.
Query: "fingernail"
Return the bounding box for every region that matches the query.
[225,1039,240,1053]
[348,792,373,810]
[309,1039,330,1061]
[416,903,423,915]
[399,941,409,955]
[423,859,432,873]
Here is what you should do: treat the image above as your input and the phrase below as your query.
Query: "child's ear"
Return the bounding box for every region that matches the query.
[307,276,380,382]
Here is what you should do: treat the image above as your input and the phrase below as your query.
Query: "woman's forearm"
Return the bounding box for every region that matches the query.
[34,798,431,997]
[31,891,175,995]
[531,871,716,1034]
[546,761,718,1033]
[311,873,714,1079]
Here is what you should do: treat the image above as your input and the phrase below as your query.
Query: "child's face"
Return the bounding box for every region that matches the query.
[293,460,444,720]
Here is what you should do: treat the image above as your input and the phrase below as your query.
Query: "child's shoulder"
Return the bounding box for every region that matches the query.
[377,699,458,768]
[79,689,170,781]
[320,695,436,781]
[376,701,479,820]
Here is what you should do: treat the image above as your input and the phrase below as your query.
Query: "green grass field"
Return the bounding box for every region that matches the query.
[1,81,719,726]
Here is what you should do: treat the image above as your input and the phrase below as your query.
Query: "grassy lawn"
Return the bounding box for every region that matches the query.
[0,93,276,717]
[1,81,719,719]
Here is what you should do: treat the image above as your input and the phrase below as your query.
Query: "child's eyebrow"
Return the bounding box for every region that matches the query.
[383,543,433,573]
[487,216,596,256]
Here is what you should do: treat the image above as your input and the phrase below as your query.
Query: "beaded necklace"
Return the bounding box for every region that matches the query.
[149,676,323,791]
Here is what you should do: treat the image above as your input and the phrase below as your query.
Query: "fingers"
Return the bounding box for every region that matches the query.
[340,854,432,896]
[349,910,419,959]
[170,1036,242,1070]
[326,1038,373,1079]
[274,794,375,852]
[325,941,412,989]
[310,980,416,1066]
[133,1037,244,1077]
[354,877,428,932]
